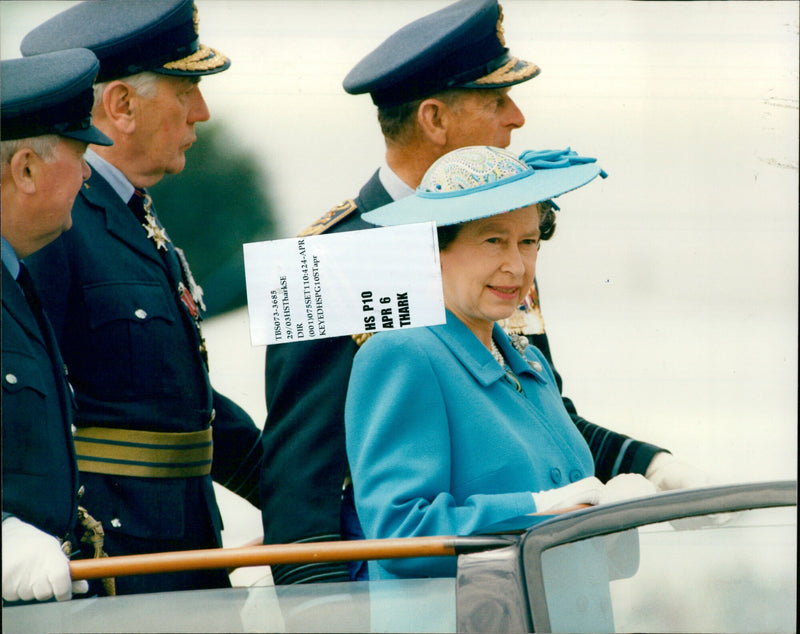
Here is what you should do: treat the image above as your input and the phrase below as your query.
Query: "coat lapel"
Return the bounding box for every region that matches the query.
[2,264,44,346]
[79,174,164,268]
[428,311,546,388]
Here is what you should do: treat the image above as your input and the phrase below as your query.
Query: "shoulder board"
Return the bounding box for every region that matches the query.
[352,332,373,347]
[297,199,358,237]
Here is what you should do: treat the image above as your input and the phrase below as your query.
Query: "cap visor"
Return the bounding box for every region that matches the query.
[156,45,231,77]
[62,125,113,146]
[463,58,541,90]
[363,163,601,227]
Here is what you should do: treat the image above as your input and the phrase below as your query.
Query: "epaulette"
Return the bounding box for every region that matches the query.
[297,199,358,237]
[351,332,373,347]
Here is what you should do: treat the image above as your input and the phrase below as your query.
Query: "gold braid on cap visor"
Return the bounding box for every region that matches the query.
[472,57,539,85]
[162,43,229,72]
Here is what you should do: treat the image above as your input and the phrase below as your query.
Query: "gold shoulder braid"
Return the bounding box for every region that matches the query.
[352,332,373,347]
[297,199,358,237]
[299,199,364,345]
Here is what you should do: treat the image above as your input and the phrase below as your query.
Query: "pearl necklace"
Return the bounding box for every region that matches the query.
[490,339,505,366]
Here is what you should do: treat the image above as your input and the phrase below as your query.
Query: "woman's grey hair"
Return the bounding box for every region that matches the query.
[1,135,60,166]
[436,200,558,251]
[93,71,160,109]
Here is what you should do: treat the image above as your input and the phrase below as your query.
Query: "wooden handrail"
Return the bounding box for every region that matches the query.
[70,504,591,580]
[70,535,510,581]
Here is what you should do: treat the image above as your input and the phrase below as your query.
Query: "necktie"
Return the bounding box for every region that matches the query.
[17,263,58,359]
[127,187,148,223]
[17,263,46,327]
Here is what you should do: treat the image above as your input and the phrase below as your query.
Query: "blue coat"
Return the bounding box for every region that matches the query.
[2,263,79,542]
[263,171,665,584]
[27,172,262,593]
[345,311,595,579]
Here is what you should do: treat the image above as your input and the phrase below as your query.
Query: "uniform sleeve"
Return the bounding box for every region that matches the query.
[528,331,666,481]
[260,336,358,584]
[345,335,535,578]
[210,390,263,507]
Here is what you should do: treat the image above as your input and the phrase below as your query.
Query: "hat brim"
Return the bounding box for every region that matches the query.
[61,125,113,147]
[462,57,541,90]
[155,44,231,77]
[363,163,602,227]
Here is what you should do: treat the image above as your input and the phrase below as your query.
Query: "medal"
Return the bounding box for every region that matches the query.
[138,191,170,251]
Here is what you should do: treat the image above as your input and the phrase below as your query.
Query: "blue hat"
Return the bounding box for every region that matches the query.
[343,0,540,107]
[362,146,607,227]
[20,0,229,83]
[1,49,112,146]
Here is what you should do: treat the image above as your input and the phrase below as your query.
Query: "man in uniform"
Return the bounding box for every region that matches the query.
[2,48,113,603]
[20,0,263,595]
[261,0,712,584]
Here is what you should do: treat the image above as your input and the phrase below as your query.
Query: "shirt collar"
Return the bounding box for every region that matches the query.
[1,237,21,279]
[85,148,135,203]
[378,161,415,202]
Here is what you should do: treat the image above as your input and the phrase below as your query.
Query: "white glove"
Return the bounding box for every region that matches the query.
[598,473,657,505]
[644,454,731,528]
[532,476,603,512]
[645,452,714,492]
[2,516,89,602]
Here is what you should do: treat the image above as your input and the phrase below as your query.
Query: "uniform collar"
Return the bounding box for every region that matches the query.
[1,237,21,279]
[378,161,415,202]
[85,148,135,204]
[428,310,545,387]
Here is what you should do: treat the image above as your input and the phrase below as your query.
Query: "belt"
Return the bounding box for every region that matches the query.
[74,427,213,478]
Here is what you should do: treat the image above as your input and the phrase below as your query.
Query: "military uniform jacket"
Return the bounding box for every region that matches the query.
[2,263,79,541]
[261,170,665,584]
[27,172,262,592]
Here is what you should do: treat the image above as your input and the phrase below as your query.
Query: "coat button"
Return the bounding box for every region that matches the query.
[569,470,583,483]
[134,309,148,319]
[550,468,562,484]
[110,518,122,528]
[4,373,18,385]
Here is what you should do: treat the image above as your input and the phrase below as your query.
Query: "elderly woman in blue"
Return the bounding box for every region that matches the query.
[345,146,653,580]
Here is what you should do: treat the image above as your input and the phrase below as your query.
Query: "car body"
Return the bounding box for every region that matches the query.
[3,480,795,633]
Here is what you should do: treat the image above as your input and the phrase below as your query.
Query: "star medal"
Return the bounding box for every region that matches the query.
[139,192,170,251]
[142,213,169,250]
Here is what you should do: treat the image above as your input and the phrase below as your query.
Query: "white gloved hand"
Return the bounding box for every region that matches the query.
[2,516,89,602]
[532,476,603,512]
[598,473,657,505]
[645,452,715,492]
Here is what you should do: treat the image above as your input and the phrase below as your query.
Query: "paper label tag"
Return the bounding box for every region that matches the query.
[244,222,445,346]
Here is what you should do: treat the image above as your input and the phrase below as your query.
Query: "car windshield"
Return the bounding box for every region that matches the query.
[538,506,796,633]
